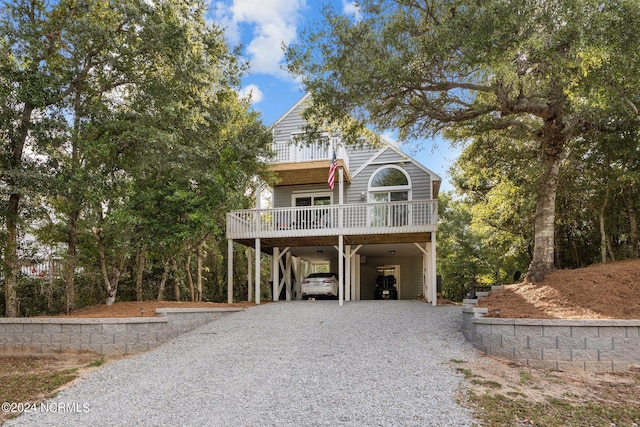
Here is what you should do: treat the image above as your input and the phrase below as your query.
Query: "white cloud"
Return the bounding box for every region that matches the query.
[210,0,305,77]
[238,84,264,104]
[342,0,360,19]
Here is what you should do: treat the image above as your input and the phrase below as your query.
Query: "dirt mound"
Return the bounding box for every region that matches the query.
[477,259,640,319]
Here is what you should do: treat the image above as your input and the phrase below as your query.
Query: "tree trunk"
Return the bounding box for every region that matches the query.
[157,260,171,302]
[527,121,564,283]
[106,254,126,306]
[172,259,180,301]
[626,192,639,258]
[65,208,79,314]
[95,227,125,306]
[3,104,34,317]
[196,244,204,302]
[186,253,195,302]
[65,91,82,313]
[599,185,610,264]
[4,194,20,317]
[96,228,113,305]
[135,245,147,301]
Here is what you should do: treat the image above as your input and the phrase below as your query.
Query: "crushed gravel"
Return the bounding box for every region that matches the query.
[7,301,479,426]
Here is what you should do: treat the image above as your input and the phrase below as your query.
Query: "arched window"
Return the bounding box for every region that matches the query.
[370,167,409,188]
[368,166,411,227]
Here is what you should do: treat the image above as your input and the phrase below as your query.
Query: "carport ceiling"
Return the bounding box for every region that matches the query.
[290,242,426,263]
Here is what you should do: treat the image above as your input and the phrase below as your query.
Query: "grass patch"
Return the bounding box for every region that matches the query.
[0,356,94,423]
[87,356,106,367]
[471,379,503,389]
[519,371,533,383]
[456,367,474,379]
[468,392,640,426]
[0,367,78,403]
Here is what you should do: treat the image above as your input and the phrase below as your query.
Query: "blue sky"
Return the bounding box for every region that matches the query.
[208,0,460,192]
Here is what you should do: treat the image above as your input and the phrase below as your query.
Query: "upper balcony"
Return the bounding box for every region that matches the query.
[227,200,437,246]
[270,140,351,187]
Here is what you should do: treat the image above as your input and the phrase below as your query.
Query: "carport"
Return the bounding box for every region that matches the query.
[226,236,437,307]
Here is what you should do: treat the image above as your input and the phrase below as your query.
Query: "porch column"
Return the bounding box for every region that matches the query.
[285,251,292,301]
[255,238,261,304]
[247,248,253,302]
[227,240,234,304]
[354,254,361,300]
[415,242,433,305]
[338,165,345,306]
[345,245,351,301]
[292,256,302,300]
[338,234,344,306]
[431,234,437,307]
[423,248,431,303]
[255,180,262,304]
[272,247,280,301]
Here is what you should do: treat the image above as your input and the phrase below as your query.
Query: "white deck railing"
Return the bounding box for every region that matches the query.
[272,141,350,169]
[227,200,438,240]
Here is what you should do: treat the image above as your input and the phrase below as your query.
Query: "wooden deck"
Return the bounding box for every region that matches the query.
[227,200,437,249]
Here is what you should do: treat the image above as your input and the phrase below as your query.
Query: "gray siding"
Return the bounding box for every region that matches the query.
[271,96,437,208]
[346,147,432,203]
[274,185,337,208]
[272,100,308,146]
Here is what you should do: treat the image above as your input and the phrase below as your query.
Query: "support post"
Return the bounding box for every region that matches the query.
[339,234,344,306]
[431,234,437,307]
[285,252,292,301]
[272,247,280,301]
[255,238,261,304]
[345,245,351,301]
[292,256,302,300]
[247,248,253,302]
[227,240,234,304]
[354,254,361,300]
[254,179,262,305]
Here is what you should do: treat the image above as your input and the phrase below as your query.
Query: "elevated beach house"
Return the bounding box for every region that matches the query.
[226,94,441,306]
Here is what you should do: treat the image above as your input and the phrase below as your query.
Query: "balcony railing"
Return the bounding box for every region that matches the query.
[272,141,350,169]
[227,200,437,240]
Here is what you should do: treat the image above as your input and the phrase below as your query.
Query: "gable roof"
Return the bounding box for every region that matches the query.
[352,136,442,197]
[271,93,311,129]
[271,93,443,196]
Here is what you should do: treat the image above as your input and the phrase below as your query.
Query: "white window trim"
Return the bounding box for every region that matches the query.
[291,191,334,207]
[368,165,412,194]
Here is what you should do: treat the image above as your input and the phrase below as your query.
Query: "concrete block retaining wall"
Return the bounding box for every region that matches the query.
[462,307,640,372]
[0,307,243,357]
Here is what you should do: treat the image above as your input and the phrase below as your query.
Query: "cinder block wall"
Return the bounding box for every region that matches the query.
[462,307,640,372]
[0,307,244,357]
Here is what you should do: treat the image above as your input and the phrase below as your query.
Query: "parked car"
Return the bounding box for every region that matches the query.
[301,272,338,299]
[374,275,398,300]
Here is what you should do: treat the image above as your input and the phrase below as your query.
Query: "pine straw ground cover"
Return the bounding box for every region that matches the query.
[462,259,640,426]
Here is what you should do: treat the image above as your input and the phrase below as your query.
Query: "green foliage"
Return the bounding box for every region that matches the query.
[287,0,640,281]
[1,0,272,314]
[437,189,530,301]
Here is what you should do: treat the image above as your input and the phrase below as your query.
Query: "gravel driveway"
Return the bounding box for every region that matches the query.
[7,301,479,426]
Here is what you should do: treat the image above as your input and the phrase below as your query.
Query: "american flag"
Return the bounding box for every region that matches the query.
[328,151,338,190]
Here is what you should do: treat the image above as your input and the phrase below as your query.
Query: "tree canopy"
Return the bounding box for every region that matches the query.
[1,0,271,316]
[286,0,640,281]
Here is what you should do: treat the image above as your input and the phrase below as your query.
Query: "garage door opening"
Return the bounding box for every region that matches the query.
[375,265,400,300]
